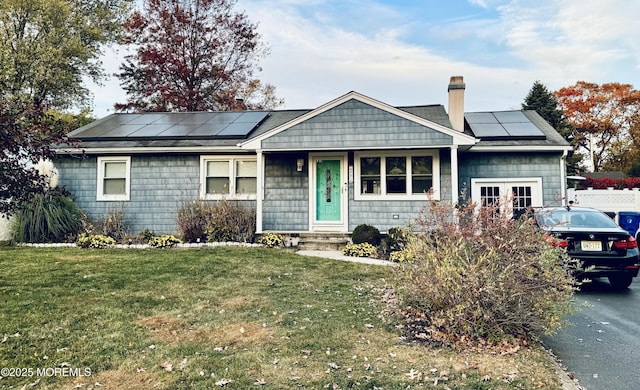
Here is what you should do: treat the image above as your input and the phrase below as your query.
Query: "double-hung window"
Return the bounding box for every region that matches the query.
[355,151,439,200]
[97,156,131,201]
[200,156,257,199]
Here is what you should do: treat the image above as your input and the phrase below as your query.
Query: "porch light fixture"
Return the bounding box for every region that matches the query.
[296,158,304,172]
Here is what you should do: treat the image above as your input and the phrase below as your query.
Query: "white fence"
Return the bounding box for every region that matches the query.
[567,188,640,214]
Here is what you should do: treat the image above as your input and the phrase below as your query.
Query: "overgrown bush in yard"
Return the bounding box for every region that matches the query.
[176,200,213,242]
[11,187,82,243]
[206,200,256,243]
[91,205,128,242]
[391,197,576,347]
[351,224,381,246]
[177,199,256,243]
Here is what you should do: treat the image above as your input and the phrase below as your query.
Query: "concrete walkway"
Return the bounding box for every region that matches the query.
[296,250,396,266]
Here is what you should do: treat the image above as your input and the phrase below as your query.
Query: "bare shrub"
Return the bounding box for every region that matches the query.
[176,200,214,242]
[206,200,255,243]
[391,196,575,347]
[93,205,128,242]
[176,199,256,243]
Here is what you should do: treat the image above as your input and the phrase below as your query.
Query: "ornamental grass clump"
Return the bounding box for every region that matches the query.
[392,196,576,347]
[11,187,82,243]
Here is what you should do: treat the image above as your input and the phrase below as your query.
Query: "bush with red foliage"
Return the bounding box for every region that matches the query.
[585,176,619,189]
[585,177,640,189]
[622,177,640,189]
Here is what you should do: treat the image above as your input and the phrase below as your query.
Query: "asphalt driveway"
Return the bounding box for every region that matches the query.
[543,277,640,390]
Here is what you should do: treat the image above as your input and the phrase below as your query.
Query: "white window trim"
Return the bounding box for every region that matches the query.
[97,156,131,201]
[200,155,258,200]
[354,150,440,201]
[470,177,543,214]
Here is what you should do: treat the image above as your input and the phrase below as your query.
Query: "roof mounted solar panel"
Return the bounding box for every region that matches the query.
[466,110,546,140]
[69,110,270,140]
[128,124,174,137]
[205,112,242,125]
[103,124,148,137]
[125,113,168,125]
[465,112,498,124]
[216,112,269,137]
[156,123,200,137]
[503,122,544,137]
[468,123,510,138]
[493,111,529,123]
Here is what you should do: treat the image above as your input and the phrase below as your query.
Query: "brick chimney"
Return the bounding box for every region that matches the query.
[447,76,465,132]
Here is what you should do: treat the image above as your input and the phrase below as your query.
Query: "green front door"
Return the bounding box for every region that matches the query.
[316,159,341,221]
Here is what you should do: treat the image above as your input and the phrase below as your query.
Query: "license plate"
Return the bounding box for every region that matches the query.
[581,240,602,251]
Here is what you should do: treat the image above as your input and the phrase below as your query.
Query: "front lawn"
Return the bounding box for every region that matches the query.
[0,247,563,389]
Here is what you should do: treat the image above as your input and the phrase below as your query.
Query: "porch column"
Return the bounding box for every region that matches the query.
[256,150,264,233]
[450,146,459,204]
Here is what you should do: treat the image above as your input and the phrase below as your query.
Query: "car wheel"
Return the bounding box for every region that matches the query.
[608,274,633,290]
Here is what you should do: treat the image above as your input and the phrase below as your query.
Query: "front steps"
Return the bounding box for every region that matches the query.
[296,233,351,251]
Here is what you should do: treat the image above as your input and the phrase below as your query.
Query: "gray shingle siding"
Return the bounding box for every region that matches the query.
[348,200,423,232]
[262,153,309,231]
[56,155,256,235]
[458,152,564,206]
[261,100,453,150]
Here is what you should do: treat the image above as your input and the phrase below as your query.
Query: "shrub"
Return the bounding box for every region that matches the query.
[258,232,286,248]
[381,226,412,259]
[12,187,82,243]
[139,228,156,241]
[176,200,213,243]
[391,197,575,347]
[342,242,377,257]
[148,234,181,248]
[76,232,116,249]
[622,177,640,188]
[93,206,128,242]
[206,200,256,243]
[351,224,381,246]
[386,226,411,251]
[389,248,415,263]
[585,176,619,189]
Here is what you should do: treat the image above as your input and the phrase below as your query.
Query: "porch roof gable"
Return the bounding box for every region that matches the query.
[240,91,477,151]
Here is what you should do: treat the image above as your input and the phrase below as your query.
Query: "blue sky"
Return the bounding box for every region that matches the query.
[89,0,640,117]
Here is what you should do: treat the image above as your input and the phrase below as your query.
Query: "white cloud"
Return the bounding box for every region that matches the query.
[496,0,640,87]
[86,0,640,118]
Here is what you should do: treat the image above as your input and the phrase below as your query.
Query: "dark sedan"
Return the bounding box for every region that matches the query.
[536,206,640,289]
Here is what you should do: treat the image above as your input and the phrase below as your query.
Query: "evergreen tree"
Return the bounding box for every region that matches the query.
[522,81,582,174]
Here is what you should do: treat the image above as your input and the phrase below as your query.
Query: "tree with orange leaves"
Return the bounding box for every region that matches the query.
[554,81,640,172]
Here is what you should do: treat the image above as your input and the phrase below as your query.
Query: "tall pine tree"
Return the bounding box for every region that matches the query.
[522,81,582,174]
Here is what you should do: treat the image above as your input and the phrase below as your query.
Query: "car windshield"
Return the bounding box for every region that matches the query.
[536,208,619,229]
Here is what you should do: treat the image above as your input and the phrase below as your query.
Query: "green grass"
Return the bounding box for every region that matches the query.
[0,247,563,389]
